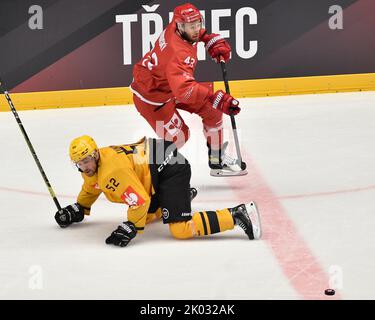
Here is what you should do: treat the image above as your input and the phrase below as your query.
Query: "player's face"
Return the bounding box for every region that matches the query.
[76,155,97,177]
[182,20,202,42]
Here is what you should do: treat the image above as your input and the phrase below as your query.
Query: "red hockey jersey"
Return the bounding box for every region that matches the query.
[130,22,211,108]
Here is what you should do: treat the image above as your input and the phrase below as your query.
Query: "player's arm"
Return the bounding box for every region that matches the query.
[76,177,102,215]
[54,176,102,228]
[166,50,210,107]
[166,50,240,115]
[104,168,151,247]
[199,28,231,63]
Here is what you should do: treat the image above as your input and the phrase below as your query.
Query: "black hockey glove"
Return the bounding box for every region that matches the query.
[55,203,84,228]
[105,221,137,247]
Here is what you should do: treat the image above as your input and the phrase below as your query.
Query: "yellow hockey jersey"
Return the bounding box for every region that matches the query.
[77,137,154,233]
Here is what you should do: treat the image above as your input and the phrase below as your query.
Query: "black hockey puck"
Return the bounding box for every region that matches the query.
[241,162,247,170]
[325,289,335,296]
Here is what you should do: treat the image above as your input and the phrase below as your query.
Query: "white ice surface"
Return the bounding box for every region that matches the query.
[0,91,374,299]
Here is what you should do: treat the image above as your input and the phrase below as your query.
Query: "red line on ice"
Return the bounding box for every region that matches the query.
[224,151,342,300]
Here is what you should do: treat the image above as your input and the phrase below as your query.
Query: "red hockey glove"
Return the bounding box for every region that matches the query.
[199,29,231,63]
[209,90,240,115]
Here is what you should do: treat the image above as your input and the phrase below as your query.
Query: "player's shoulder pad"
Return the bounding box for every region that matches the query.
[172,47,192,60]
[168,48,197,71]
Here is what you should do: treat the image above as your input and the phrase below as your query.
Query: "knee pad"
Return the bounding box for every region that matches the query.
[169,221,194,239]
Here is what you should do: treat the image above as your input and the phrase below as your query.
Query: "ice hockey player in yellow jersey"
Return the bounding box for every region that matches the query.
[54,135,262,247]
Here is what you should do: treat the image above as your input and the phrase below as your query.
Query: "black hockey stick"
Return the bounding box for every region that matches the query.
[219,60,246,170]
[0,78,62,210]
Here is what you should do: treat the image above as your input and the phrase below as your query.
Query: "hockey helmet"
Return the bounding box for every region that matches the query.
[173,3,202,24]
[69,135,98,163]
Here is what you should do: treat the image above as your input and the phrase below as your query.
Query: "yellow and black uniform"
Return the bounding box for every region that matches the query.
[77,137,160,233]
[77,137,235,239]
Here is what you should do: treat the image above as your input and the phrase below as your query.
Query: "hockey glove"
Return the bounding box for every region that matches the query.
[209,90,241,115]
[55,203,84,228]
[105,221,137,247]
[200,29,231,63]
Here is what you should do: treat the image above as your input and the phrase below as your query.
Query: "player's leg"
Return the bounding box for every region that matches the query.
[133,94,190,148]
[196,101,247,176]
[151,141,261,240]
[169,203,261,240]
[146,188,197,224]
[145,194,162,224]
[147,138,197,224]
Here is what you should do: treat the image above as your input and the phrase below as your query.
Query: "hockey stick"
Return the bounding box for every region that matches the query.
[219,59,246,170]
[0,78,62,210]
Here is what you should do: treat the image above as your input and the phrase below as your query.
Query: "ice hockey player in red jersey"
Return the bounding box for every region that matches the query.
[130,2,247,177]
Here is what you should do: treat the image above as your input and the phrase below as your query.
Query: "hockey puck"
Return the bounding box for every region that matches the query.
[240,162,247,170]
[324,289,335,296]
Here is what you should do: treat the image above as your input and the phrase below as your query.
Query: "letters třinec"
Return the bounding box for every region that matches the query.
[116,4,258,65]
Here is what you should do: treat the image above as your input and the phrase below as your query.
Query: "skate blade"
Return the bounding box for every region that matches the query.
[246,202,262,240]
[210,169,248,177]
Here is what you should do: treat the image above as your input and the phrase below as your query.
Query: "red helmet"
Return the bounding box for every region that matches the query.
[173,3,202,24]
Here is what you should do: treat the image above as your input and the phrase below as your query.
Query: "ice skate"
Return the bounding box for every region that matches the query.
[229,201,262,240]
[209,142,247,177]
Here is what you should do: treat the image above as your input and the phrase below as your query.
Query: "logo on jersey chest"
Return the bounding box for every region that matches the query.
[121,186,145,206]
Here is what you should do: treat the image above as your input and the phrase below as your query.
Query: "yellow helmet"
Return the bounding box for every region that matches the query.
[69,135,98,163]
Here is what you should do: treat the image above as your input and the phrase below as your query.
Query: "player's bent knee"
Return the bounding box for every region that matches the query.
[169,221,194,239]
